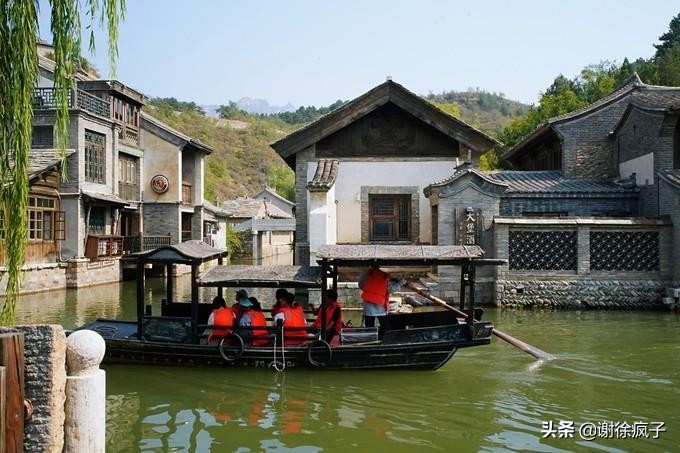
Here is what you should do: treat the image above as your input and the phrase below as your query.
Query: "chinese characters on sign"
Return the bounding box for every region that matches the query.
[458,208,477,246]
[541,420,666,440]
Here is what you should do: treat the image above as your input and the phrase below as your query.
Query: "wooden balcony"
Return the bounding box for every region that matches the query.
[123,234,173,254]
[85,235,123,260]
[33,87,110,118]
[182,183,192,205]
[118,181,139,201]
[117,123,140,146]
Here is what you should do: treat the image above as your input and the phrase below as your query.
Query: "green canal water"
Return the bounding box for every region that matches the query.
[16,277,680,452]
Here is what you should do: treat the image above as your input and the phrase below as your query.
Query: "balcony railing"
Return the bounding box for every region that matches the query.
[85,235,123,260]
[117,124,139,146]
[182,183,192,205]
[123,234,173,254]
[33,87,110,118]
[118,181,140,201]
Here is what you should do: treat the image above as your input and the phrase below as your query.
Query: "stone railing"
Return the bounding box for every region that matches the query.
[493,217,674,309]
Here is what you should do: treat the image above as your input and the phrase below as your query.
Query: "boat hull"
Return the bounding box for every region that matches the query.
[77,319,492,371]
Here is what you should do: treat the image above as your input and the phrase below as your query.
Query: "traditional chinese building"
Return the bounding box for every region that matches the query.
[275,77,680,308]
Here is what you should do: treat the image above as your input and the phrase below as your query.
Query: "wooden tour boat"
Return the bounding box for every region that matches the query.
[76,241,505,371]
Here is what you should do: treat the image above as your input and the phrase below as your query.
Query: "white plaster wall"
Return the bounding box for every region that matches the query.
[307,160,457,244]
[139,129,181,202]
[620,152,655,186]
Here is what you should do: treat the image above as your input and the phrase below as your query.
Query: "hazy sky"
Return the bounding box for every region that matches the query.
[38,1,679,107]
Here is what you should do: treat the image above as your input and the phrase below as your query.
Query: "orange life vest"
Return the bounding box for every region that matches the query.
[361,269,389,306]
[312,301,343,335]
[248,310,268,346]
[208,307,234,343]
[279,306,307,345]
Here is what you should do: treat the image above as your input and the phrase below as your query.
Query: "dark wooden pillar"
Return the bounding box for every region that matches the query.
[190,261,199,343]
[217,255,224,298]
[0,332,24,453]
[166,263,174,305]
[320,260,329,336]
[136,260,145,339]
[467,263,476,338]
[459,264,467,312]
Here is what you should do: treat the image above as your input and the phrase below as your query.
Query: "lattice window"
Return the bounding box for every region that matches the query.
[509,230,577,270]
[85,129,105,183]
[590,231,659,271]
[32,125,53,148]
[369,194,411,241]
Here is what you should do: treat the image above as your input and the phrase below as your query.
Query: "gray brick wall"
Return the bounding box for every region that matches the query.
[493,221,673,308]
[294,146,314,265]
[143,203,180,243]
[556,95,631,178]
[659,179,680,282]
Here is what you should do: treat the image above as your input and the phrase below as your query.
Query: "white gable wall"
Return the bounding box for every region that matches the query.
[307,159,457,245]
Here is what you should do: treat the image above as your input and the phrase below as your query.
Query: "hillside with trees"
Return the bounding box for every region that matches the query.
[485,12,680,169]
[148,90,528,203]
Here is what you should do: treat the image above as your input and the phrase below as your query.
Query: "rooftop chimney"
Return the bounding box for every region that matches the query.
[386,75,392,81]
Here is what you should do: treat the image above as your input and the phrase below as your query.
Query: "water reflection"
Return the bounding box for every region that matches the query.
[16,280,680,451]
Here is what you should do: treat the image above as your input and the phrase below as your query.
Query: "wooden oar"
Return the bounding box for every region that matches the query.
[406,283,555,361]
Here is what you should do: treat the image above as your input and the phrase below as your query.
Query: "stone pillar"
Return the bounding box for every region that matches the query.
[64,330,106,453]
[252,230,260,265]
[8,325,67,453]
[577,225,590,276]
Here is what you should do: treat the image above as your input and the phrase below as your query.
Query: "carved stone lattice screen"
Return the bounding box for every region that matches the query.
[509,230,577,270]
[590,231,659,271]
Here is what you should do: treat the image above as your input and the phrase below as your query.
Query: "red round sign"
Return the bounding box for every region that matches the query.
[150,175,170,194]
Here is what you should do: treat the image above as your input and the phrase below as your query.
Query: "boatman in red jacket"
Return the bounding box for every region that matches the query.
[359,265,390,339]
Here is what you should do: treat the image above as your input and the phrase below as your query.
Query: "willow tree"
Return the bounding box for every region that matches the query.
[0,0,124,325]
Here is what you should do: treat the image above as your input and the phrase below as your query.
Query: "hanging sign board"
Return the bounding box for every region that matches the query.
[150,175,170,194]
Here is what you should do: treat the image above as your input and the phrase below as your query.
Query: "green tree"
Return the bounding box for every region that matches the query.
[657,42,680,86]
[655,13,680,58]
[0,0,124,325]
[267,164,295,202]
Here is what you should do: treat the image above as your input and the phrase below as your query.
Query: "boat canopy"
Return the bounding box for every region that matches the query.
[315,244,486,266]
[198,265,323,288]
[129,240,228,265]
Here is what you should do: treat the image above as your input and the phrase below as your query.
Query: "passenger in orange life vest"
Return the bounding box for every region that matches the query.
[311,289,343,346]
[271,288,289,317]
[359,265,390,339]
[231,288,249,320]
[273,292,308,345]
[240,297,268,347]
[207,295,234,343]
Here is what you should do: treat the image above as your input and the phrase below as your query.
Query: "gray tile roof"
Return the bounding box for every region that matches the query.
[489,171,636,194]
[307,159,339,192]
[505,74,680,159]
[27,149,74,180]
[658,169,680,189]
[253,186,295,207]
[221,198,292,219]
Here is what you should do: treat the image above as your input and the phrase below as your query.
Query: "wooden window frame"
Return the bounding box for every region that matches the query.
[84,129,106,184]
[369,194,411,242]
[27,195,61,242]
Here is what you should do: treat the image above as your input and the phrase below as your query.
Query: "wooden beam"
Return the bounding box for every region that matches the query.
[0,366,5,453]
[136,260,145,339]
[0,333,24,453]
